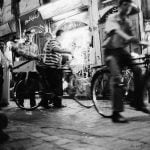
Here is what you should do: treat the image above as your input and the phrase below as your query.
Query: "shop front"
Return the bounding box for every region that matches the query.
[38,0,95,77]
[38,0,98,96]
[52,11,92,77]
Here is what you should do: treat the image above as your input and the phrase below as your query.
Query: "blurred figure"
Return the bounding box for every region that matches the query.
[0,41,4,105]
[103,0,150,123]
[0,41,12,107]
[0,42,9,143]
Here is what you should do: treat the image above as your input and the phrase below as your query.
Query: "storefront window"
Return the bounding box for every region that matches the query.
[59,25,91,77]
[50,9,92,76]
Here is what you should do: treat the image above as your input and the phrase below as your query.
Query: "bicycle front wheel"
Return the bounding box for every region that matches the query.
[67,74,93,108]
[91,69,112,118]
[14,79,42,111]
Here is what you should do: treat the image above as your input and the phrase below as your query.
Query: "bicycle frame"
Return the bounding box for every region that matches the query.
[91,54,150,117]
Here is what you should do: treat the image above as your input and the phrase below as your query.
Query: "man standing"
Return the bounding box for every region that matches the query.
[43,30,71,108]
[103,0,150,123]
[16,30,38,107]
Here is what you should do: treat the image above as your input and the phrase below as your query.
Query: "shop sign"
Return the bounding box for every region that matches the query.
[20,10,45,33]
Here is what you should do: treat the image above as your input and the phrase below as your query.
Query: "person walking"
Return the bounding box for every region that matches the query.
[103,0,150,123]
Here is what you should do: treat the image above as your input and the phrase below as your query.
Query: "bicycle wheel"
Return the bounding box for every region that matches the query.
[91,69,112,118]
[67,74,93,108]
[14,79,42,111]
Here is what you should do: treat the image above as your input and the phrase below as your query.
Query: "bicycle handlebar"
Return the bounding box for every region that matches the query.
[139,41,150,47]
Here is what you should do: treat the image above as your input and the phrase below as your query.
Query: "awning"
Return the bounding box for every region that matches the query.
[128,3,140,16]
[0,23,12,37]
[99,5,118,23]
[99,3,139,24]
[99,5,115,18]
[38,0,89,20]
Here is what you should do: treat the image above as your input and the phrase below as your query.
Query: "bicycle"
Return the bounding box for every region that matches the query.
[12,56,94,111]
[65,68,94,109]
[91,41,150,118]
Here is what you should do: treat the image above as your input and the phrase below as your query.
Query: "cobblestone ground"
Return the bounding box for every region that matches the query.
[0,99,150,150]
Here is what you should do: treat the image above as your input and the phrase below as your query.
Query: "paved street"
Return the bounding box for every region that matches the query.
[0,99,150,150]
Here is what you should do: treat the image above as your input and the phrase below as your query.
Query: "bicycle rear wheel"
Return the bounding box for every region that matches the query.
[91,69,112,118]
[67,74,93,108]
[14,79,42,111]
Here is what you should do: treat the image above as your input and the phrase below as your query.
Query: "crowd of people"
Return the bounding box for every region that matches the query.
[0,29,72,143]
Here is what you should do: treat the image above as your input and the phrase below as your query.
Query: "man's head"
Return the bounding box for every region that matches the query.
[118,0,133,16]
[25,30,34,42]
[55,30,65,41]
[56,30,64,37]
[118,0,132,6]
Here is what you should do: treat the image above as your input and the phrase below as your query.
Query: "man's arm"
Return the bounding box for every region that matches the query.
[105,14,139,44]
[13,43,39,60]
[49,40,71,54]
[53,47,71,54]
[115,30,139,43]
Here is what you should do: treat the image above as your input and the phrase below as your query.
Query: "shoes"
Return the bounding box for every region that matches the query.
[43,105,52,109]
[135,107,150,114]
[129,102,150,114]
[112,112,128,123]
[40,103,51,109]
[53,104,67,109]
[0,103,9,108]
